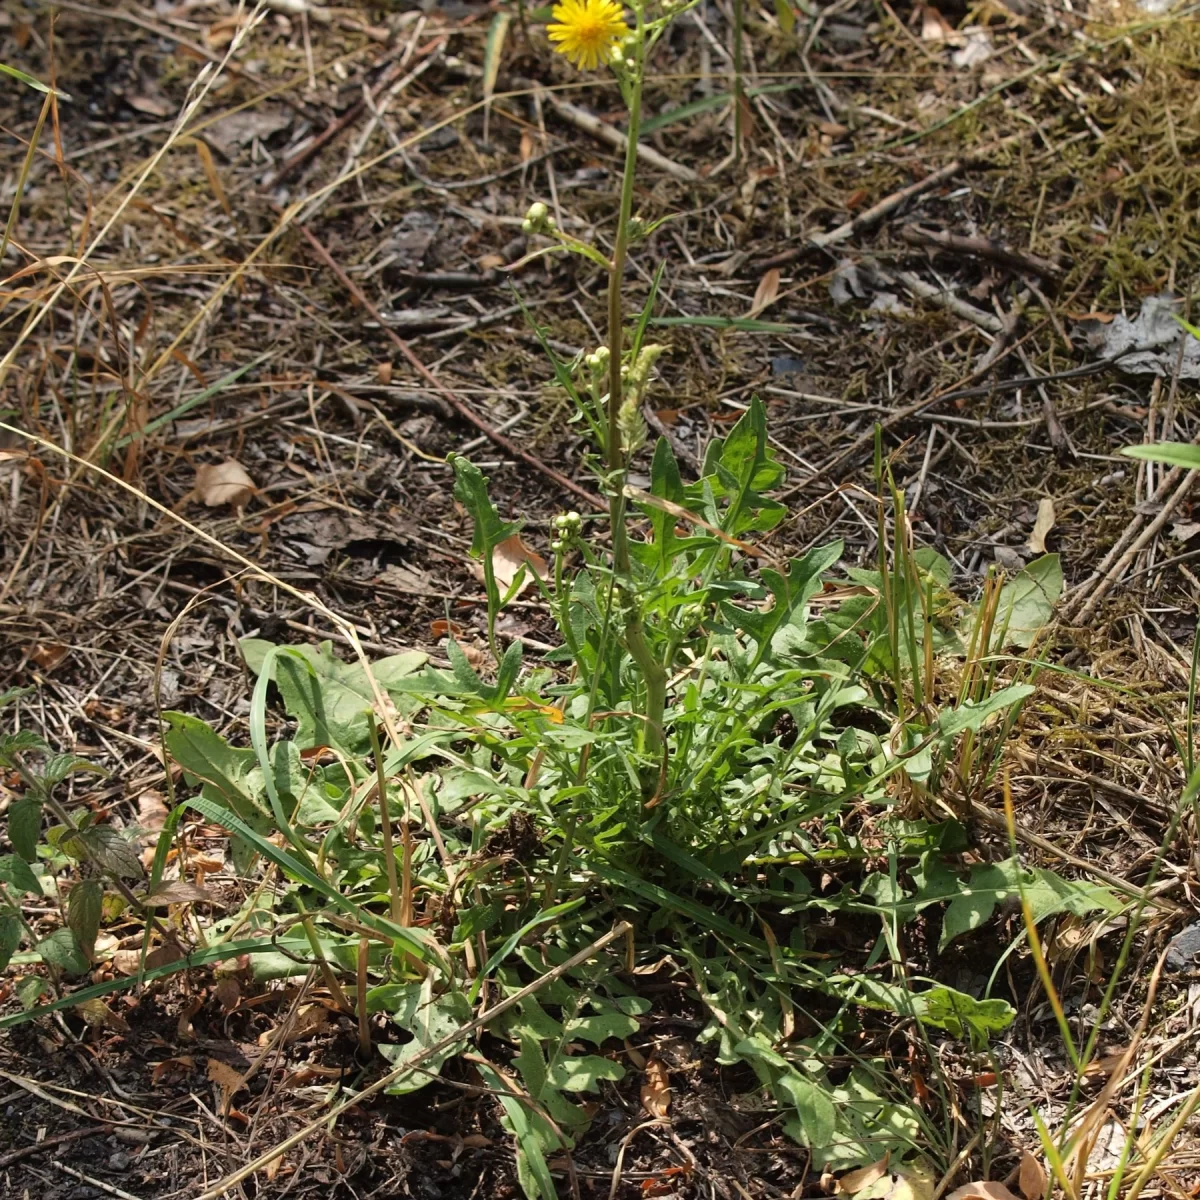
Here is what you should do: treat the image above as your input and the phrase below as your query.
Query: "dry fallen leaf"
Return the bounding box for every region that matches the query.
[143,880,216,907]
[1018,1152,1047,1200]
[196,460,256,509]
[1027,496,1055,554]
[948,1183,1024,1200]
[749,268,781,317]
[837,1155,891,1195]
[207,1057,247,1115]
[491,534,548,595]
[641,1057,671,1118]
[920,4,955,40]
[74,998,130,1033]
[259,1002,329,1048]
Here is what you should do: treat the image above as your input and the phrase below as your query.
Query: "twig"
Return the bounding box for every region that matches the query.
[294,221,603,509]
[894,270,1005,335]
[54,1161,145,1200]
[192,922,631,1200]
[1070,468,1198,623]
[539,91,699,183]
[901,224,1061,282]
[0,1125,111,1169]
[755,160,963,270]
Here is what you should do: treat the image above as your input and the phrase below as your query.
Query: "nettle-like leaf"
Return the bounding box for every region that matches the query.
[909,854,1122,951]
[36,927,90,975]
[380,977,472,1094]
[240,640,427,753]
[76,826,144,880]
[0,852,40,894]
[8,797,42,862]
[67,880,103,958]
[0,914,21,972]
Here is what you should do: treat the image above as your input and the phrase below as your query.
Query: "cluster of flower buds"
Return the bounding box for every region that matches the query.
[550,510,583,555]
[522,201,556,236]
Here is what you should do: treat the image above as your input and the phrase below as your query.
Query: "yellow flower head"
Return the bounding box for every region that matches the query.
[547,0,629,70]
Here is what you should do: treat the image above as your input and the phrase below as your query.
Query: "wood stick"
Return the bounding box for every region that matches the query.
[540,92,700,184]
[901,224,1061,282]
[756,159,963,271]
[193,922,632,1200]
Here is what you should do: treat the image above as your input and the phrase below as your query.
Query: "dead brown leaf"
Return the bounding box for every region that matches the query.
[196,460,256,509]
[1027,497,1055,554]
[491,534,547,595]
[749,268,781,317]
[837,1155,891,1194]
[641,1057,671,1118]
[143,879,216,907]
[207,1057,247,1115]
[1018,1153,1047,1200]
[30,642,69,670]
[259,1003,329,1048]
[948,1183,1023,1200]
[920,4,955,39]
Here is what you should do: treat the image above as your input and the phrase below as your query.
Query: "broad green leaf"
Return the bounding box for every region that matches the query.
[937,684,1034,740]
[849,977,1014,1042]
[67,880,102,957]
[0,853,41,895]
[931,856,1121,950]
[78,826,143,879]
[0,728,46,763]
[1121,442,1200,471]
[15,976,45,1009]
[0,914,21,971]
[474,1059,560,1200]
[992,554,1062,648]
[774,0,796,34]
[8,797,41,861]
[775,1069,837,1150]
[41,754,106,789]
[239,639,426,752]
[380,977,472,1094]
[36,927,90,975]
[547,1055,625,1092]
[162,711,268,826]
[564,1010,640,1045]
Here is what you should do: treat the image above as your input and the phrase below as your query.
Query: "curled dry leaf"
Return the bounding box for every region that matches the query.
[948,1183,1024,1200]
[749,268,781,317]
[490,534,547,595]
[143,879,216,907]
[1018,1152,1047,1200]
[207,1057,247,1115]
[836,1154,891,1195]
[1027,497,1055,555]
[641,1057,671,1118]
[195,459,256,508]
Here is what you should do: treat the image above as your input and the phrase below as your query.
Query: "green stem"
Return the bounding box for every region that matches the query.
[604,23,666,762]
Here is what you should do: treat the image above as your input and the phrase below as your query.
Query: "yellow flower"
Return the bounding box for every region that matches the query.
[547,0,629,70]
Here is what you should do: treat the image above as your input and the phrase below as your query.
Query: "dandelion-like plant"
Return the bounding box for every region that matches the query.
[547,0,629,69]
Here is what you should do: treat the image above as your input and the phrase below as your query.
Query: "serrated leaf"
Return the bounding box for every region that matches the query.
[547,1054,625,1092]
[381,977,472,1094]
[514,1031,548,1100]
[16,976,45,1009]
[41,754,106,789]
[36,927,90,974]
[0,853,41,895]
[0,914,21,971]
[78,826,144,879]
[564,1010,639,1045]
[0,728,47,763]
[162,711,268,826]
[8,797,42,862]
[67,880,102,957]
[935,856,1121,951]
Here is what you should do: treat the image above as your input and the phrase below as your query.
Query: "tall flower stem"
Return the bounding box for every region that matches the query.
[605,19,665,759]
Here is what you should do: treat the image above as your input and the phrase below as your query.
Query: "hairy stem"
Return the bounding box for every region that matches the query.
[604,24,665,760]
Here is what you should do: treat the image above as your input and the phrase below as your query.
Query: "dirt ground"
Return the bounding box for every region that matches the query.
[2,0,1200,1196]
